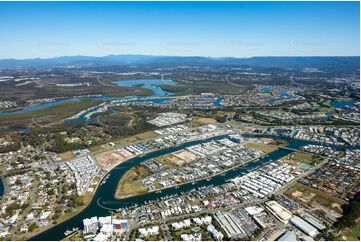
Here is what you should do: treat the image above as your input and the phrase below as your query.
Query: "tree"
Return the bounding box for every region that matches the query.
[334,192,360,230]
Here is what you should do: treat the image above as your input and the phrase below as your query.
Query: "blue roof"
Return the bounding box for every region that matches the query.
[277,230,298,241]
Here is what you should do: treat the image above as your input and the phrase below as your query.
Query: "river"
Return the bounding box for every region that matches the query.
[29,134,334,241]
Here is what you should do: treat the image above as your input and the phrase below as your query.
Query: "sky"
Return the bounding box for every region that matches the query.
[0,1,359,59]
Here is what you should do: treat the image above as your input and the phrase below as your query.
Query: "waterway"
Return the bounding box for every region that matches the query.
[331,100,355,109]
[0,79,176,118]
[113,79,176,96]
[29,134,343,241]
[0,177,4,197]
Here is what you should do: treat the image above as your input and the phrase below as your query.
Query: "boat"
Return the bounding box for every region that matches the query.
[64,227,79,236]
[101,174,110,185]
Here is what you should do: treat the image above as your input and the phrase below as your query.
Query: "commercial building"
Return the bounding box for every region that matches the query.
[112,219,128,230]
[265,201,293,224]
[290,216,319,237]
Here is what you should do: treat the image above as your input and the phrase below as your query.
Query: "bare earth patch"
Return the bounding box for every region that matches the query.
[95,148,135,171]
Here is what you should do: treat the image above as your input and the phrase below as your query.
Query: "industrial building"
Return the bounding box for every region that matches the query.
[276,230,298,241]
[214,211,247,239]
[265,201,293,224]
[301,213,326,231]
[290,216,319,237]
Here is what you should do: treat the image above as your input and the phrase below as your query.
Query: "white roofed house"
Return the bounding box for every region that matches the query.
[83,216,99,234]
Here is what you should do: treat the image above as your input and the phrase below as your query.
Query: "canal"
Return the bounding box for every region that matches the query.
[29,135,354,241]
[0,177,4,197]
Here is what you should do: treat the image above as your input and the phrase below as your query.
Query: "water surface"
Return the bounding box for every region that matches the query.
[113,79,176,96]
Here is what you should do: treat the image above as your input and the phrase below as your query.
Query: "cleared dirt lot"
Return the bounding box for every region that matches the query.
[95,148,135,171]
[285,182,346,216]
[158,150,198,166]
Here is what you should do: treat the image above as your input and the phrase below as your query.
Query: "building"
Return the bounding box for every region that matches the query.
[83,216,99,234]
[112,219,128,230]
[214,212,247,239]
[138,226,159,237]
[207,224,224,240]
[100,224,113,236]
[301,213,326,231]
[98,216,112,227]
[290,216,319,237]
[276,230,298,241]
[265,201,293,224]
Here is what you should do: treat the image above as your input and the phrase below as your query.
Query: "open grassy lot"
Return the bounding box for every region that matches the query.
[244,143,279,153]
[115,165,150,199]
[285,152,324,166]
[292,152,314,163]
[187,116,218,128]
[285,183,346,214]
[114,131,158,145]
[339,221,360,241]
[59,151,75,161]
[90,131,158,152]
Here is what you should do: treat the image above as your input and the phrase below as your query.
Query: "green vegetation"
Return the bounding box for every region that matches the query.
[159,81,251,95]
[186,117,218,128]
[287,152,324,165]
[28,222,38,232]
[339,222,360,241]
[0,100,102,126]
[115,165,150,199]
[286,183,346,214]
[59,151,75,160]
[244,143,279,153]
[63,231,84,241]
[334,193,360,241]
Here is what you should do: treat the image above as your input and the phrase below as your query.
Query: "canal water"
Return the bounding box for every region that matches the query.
[0,177,4,197]
[30,135,321,241]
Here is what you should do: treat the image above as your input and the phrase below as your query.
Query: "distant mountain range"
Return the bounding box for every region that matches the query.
[0,55,359,71]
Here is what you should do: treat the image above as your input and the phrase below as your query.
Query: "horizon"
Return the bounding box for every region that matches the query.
[0,1,359,59]
[0,53,360,61]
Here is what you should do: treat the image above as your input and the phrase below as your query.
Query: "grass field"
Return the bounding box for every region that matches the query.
[187,116,218,128]
[115,165,150,199]
[285,151,323,166]
[285,183,346,214]
[244,142,279,153]
[90,131,158,153]
[114,131,158,145]
[291,152,314,164]
[339,221,360,241]
[59,151,75,161]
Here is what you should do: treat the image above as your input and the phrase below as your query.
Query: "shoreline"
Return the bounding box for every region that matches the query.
[113,141,288,200]
[28,132,231,240]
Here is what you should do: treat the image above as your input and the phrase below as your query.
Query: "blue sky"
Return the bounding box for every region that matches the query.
[0,1,359,59]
